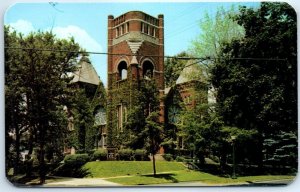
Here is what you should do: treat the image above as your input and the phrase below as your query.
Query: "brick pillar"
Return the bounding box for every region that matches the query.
[158,14,165,123]
[107,15,114,147]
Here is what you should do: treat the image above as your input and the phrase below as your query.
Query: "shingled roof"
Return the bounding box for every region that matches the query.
[175,60,206,85]
[71,56,100,86]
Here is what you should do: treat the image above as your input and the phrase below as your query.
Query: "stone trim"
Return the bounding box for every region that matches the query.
[113,32,159,46]
[113,19,159,29]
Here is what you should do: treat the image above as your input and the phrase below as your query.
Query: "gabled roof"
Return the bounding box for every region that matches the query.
[71,56,100,86]
[164,87,171,95]
[175,60,206,85]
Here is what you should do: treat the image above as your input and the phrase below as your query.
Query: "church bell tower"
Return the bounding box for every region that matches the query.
[107,11,164,147]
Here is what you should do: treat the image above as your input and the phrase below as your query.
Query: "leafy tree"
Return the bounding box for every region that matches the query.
[164,52,190,87]
[5,27,81,183]
[189,5,245,58]
[5,26,25,175]
[124,79,163,175]
[211,2,297,168]
[72,88,94,152]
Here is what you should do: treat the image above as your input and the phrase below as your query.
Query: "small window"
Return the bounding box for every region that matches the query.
[145,24,148,34]
[120,26,123,35]
[116,28,119,37]
[126,22,129,33]
[141,22,144,33]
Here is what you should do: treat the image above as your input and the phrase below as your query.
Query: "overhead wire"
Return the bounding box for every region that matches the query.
[4,46,288,61]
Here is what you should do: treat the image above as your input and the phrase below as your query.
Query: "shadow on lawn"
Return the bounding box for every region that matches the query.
[143,173,179,183]
[51,164,91,178]
[196,163,297,177]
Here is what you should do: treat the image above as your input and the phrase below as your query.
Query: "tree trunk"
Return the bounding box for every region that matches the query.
[152,152,156,176]
[151,129,156,176]
[12,105,20,175]
[39,124,46,184]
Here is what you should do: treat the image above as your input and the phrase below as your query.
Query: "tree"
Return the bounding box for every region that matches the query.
[211,2,297,169]
[5,27,81,183]
[189,5,245,58]
[124,79,162,175]
[164,52,190,87]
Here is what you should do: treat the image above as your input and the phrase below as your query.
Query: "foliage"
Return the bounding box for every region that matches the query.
[210,2,297,167]
[92,149,108,161]
[118,149,134,160]
[64,154,90,167]
[52,154,90,178]
[5,26,81,183]
[175,156,185,162]
[70,88,95,152]
[134,149,148,161]
[263,131,297,169]
[162,154,174,161]
[66,65,106,153]
[190,5,245,58]
[164,52,190,87]
[178,90,215,164]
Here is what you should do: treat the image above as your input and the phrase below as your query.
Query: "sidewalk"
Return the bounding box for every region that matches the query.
[44,177,121,187]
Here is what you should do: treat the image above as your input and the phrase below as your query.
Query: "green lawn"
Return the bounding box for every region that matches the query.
[83,161,186,178]
[83,161,295,186]
[106,170,295,185]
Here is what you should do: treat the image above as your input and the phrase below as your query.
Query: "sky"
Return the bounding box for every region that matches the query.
[4,1,260,87]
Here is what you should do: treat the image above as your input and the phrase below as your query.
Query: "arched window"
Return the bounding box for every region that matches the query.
[143,61,154,79]
[118,61,127,80]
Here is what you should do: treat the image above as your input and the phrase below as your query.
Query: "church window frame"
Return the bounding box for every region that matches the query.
[117,61,128,80]
[142,60,154,80]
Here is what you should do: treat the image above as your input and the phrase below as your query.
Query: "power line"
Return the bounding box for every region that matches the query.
[4,46,288,61]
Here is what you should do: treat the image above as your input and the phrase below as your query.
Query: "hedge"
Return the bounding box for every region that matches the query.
[92,149,108,161]
[118,149,134,160]
[162,153,174,161]
[134,149,147,161]
[64,154,90,166]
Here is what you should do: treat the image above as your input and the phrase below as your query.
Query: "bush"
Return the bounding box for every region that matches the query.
[134,149,147,161]
[162,153,173,161]
[175,156,185,162]
[92,149,108,161]
[183,158,194,163]
[64,154,90,166]
[118,149,133,160]
[53,154,91,178]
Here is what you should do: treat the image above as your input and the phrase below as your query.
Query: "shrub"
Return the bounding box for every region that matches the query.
[64,154,90,166]
[134,149,147,161]
[162,153,173,161]
[92,149,108,161]
[175,156,185,162]
[118,149,133,160]
[52,154,90,178]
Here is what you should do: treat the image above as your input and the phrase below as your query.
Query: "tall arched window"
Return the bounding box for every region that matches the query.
[118,61,127,80]
[143,61,154,79]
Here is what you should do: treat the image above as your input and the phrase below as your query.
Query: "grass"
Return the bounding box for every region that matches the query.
[83,161,186,178]
[106,170,295,185]
[83,161,295,186]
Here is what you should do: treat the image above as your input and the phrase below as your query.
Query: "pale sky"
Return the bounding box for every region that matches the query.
[4,2,260,87]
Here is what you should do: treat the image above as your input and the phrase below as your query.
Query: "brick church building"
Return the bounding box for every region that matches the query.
[106,11,165,148]
[96,11,214,153]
